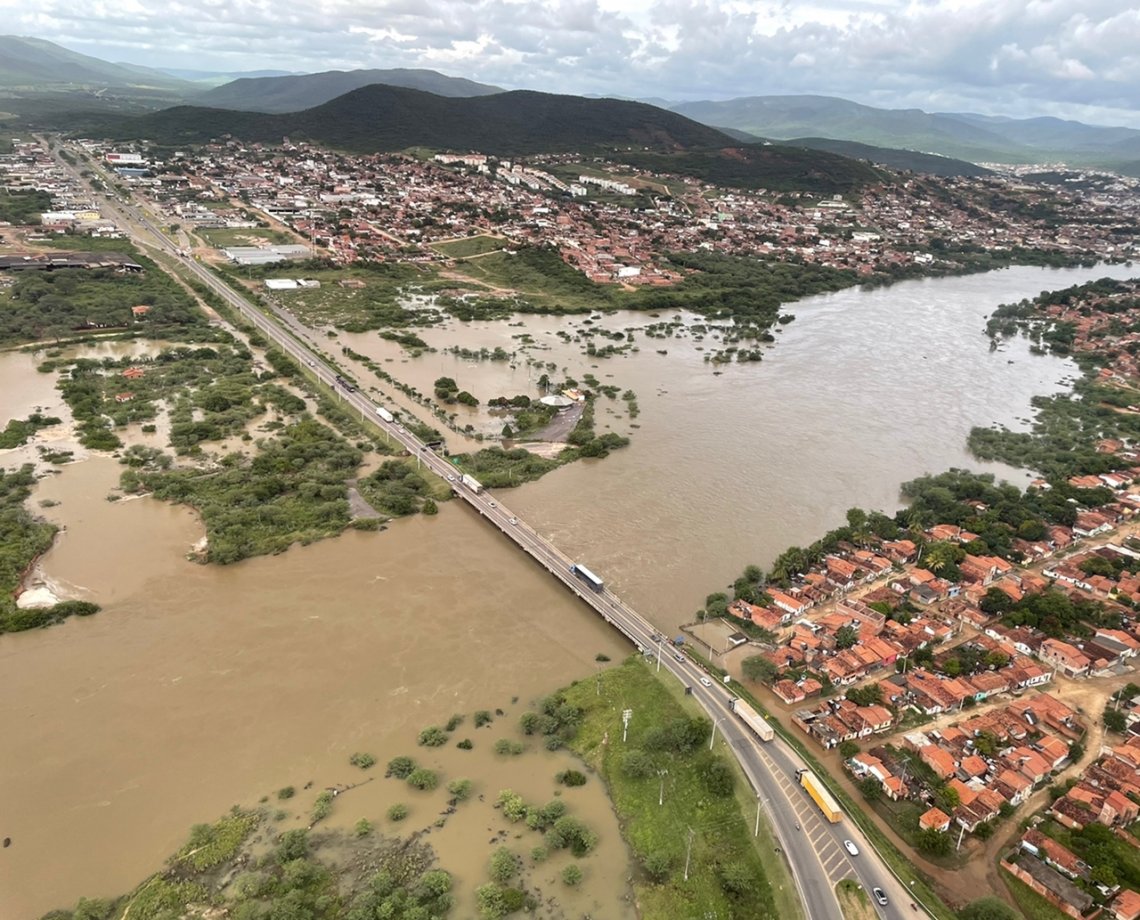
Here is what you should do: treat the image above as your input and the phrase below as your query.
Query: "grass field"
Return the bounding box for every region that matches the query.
[1002,871,1074,920]
[199,227,297,248]
[564,657,799,920]
[430,234,507,258]
[837,879,876,920]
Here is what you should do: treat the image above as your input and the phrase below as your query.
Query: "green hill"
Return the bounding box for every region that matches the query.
[614,143,885,194]
[670,94,1140,169]
[115,85,736,154]
[0,35,188,92]
[786,137,991,177]
[195,68,503,112]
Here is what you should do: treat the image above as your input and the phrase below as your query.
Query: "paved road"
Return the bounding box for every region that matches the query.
[54,144,933,920]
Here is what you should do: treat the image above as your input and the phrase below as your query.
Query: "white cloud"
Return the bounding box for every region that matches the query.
[3,0,1137,126]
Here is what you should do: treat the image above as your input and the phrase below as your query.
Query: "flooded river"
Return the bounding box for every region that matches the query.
[0,261,1136,916]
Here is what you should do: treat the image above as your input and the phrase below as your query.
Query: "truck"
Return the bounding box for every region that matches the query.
[728,697,774,742]
[460,474,484,494]
[570,563,604,593]
[375,406,395,423]
[796,768,842,823]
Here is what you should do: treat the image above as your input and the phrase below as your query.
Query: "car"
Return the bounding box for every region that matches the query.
[699,677,713,688]
[446,474,456,482]
[306,360,315,367]
[843,840,859,856]
[509,517,518,525]
[872,888,888,906]
[488,501,497,508]
[674,652,685,662]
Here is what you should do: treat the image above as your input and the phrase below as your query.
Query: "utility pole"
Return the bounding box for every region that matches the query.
[754,797,762,837]
[656,638,663,673]
[709,718,721,751]
[622,709,632,743]
[683,828,695,881]
[658,769,668,806]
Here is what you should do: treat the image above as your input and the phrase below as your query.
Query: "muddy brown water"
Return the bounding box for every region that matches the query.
[1,262,1137,916]
[0,458,631,917]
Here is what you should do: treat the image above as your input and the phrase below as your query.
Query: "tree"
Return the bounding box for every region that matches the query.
[386,755,416,778]
[935,784,960,812]
[447,778,474,801]
[1104,706,1127,733]
[835,625,859,649]
[561,864,583,886]
[701,755,735,796]
[742,655,778,683]
[718,861,756,896]
[917,828,952,856]
[406,767,438,790]
[838,740,861,758]
[642,851,672,882]
[980,587,1013,616]
[859,777,882,801]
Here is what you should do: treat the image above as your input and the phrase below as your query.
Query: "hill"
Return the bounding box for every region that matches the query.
[670,95,1017,162]
[0,35,188,92]
[613,143,884,195]
[786,137,991,177]
[118,85,735,154]
[195,68,503,112]
[670,94,1140,169]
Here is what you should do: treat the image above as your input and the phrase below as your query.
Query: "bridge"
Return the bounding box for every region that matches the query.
[54,140,932,920]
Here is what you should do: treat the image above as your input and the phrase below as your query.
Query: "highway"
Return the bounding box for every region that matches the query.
[55,144,933,920]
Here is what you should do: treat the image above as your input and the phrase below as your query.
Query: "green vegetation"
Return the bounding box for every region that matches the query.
[446,778,473,801]
[556,769,587,787]
[0,188,52,224]
[0,465,102,633]
[958,896,1020,920]
[562,658,780,919]
[836,879,876,920]
[0,412,61,448]
[387,803,409,822]
[357,459,450,516]
[1002,872,1073,920]
[349,752,376,770]
[406,767,439,791]
[385,756,416,779]
[45,814,456,920]
[431,235,507,258]
[0,253,206,346]
[129,418,361,564]
[417,726,449,747]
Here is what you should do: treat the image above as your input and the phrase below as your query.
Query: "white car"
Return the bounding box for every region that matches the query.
[509,517,518,525]
[843,840,859,856]
[699,677,713,688]
[446,474,455,481]
[488,501,497,508]
[872,888,888,906]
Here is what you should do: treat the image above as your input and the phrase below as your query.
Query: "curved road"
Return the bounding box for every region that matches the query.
[55,143,934,920]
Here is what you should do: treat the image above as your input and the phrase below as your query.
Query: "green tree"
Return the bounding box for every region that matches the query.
[835,625,859,649]
[1104,706,1127,733]
[917,828,952,856]
[561,864,583,886]
[742,654,779,683]
[838,740,861,758]
[621,749,656,779]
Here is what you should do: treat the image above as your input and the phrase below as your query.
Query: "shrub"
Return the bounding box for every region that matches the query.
[386,756,417,778]
[354,818,373,837]
[620,749,655,779]
[349,752,376,770]
[445,714,465,732]
[643,851,672,882]
[387,803,409,822]
[456,738,474,750]
[277,786,295,800]
[561,864,583,886]
[311,790,334,821]
[474,710,494,727]
[407,768,439,791]
[556,769,587,787]
[494,739,524,756]
[496,789,528,822]
[418,726,449,747]
[447,778,474,801]
[489,847,518,884]
[546,815,598,856]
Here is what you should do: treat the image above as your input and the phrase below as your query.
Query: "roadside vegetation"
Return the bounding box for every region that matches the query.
[561,657,783,920]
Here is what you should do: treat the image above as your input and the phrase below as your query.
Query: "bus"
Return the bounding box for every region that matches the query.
[570,563,604,593]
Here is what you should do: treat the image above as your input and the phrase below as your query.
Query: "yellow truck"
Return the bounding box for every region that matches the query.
[796,768,842,823]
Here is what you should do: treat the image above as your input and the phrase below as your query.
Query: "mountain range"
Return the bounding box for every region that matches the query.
[2,35,1138,174]
[194,69,502,112]
[669,95,1140,170]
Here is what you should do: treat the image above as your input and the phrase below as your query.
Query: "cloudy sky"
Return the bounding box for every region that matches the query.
[10,0,1140,126]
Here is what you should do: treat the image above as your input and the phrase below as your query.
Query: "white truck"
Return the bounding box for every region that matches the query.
[460,474,484,494]
[729,697,774,742]
[375,406,395,423]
